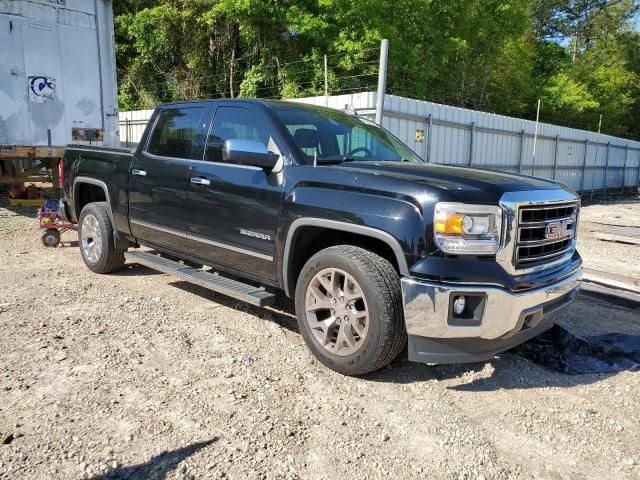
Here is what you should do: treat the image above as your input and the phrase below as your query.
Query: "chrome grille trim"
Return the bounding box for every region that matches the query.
[496,189,581,276]
[515,201,578,267]
[517,215,577,228]
[517,243,574,263]
[518,234,575,246]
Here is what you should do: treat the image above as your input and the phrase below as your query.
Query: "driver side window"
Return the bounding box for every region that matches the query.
[205,107,271,163]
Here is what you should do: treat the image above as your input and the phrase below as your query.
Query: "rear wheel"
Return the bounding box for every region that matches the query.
[78,202,126,273]
[295,245,406,376]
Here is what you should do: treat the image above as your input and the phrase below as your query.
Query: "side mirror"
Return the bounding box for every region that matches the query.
[222,139,279,170]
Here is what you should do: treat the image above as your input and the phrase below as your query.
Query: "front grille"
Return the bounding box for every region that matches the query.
[515,202,578,268]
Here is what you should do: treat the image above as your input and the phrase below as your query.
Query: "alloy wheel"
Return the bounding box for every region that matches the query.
[304,268,369,356]
[81,213,103,263]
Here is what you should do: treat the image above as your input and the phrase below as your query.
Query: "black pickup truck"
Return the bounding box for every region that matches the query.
[60,99,582,375]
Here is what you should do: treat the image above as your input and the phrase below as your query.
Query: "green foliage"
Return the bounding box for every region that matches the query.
[541,73,599,121]
[113,0,640,139]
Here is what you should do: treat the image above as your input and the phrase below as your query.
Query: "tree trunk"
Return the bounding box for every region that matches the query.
[229,47,235,98]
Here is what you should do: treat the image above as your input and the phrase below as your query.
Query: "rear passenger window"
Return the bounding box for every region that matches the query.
[147,107,205,159]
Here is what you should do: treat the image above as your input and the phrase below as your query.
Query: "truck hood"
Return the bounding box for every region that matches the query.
[326,161,569,204]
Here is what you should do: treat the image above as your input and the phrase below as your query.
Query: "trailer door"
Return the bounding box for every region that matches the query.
[21,17,66,145]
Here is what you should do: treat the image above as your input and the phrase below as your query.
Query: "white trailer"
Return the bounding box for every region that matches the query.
[0,0,118,186]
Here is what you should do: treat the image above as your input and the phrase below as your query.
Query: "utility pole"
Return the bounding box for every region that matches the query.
[590,114,603,200]
[375,39,389,125]
[324,54,328,106]
[531,98,541,175]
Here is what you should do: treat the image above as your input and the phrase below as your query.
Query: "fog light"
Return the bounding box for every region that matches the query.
[453,296,466,315]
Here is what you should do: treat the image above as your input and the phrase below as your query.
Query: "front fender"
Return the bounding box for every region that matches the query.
[279,185,427,295]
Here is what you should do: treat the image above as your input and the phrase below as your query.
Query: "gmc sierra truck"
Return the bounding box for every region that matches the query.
[60,99,582,375]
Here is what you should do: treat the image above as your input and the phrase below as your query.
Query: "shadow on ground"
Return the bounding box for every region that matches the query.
[89,438,218,480]
[56,240,79,248]
[0,199,40,219]
[364,297,640,389]
[114,263,168,277]
[170,280,299,334]
[362,350,629,391]
[111,258,639,391]
[110,262,299,331]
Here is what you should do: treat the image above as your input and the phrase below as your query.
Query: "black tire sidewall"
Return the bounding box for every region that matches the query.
[41,230,60,247]
[78,203,120,273]
[295,250,388,375]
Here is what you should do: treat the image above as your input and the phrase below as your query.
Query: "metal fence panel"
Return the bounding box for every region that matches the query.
[118,109,154,148]
[119,92,640,195]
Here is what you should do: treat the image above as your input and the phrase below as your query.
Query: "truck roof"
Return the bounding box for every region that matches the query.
[156,98,336,113]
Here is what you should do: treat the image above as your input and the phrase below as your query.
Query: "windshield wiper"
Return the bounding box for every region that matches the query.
[315,157,413,165]
[314,156,357,165]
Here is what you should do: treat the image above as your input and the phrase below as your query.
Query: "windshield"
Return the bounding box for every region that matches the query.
[272,105,423,164]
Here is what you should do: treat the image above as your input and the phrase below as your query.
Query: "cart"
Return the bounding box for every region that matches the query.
[38,199,76,247]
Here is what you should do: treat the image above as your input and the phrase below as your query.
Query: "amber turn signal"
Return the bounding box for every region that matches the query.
[435,212,465,234]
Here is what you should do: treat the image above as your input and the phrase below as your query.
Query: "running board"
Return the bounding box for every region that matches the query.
[125,251,276,307]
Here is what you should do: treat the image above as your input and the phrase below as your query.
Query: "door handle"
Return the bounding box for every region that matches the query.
[190,176,211,186]
[131,169,147,177]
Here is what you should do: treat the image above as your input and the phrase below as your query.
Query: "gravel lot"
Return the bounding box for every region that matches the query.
[578,195,640,279]
[1,198,639,480]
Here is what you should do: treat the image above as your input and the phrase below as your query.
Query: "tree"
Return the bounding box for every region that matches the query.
[113,0,640,140]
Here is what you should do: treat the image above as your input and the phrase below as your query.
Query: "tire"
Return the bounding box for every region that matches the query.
[78,202,126,274]
[295,245,406,376]
[41,229,60,248]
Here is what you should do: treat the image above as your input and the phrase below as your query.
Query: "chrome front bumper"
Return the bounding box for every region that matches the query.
[401,269,582,341]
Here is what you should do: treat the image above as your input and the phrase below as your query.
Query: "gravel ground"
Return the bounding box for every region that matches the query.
[578,195,640,279]
[1,199,639,480]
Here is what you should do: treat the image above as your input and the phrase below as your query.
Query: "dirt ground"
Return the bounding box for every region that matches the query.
[578,195,640,279]
[0,198,639,480]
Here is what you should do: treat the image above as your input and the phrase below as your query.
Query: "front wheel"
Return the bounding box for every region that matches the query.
[78,202,126,274]
[295,245,406,376]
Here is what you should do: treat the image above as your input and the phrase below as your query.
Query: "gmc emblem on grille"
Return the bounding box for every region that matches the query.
[545,220,571,240]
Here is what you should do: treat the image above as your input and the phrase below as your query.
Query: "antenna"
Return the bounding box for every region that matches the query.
[344,104,358,116]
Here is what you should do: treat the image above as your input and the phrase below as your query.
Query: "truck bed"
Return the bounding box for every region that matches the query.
[65,144,136,154]
[62,144,134,226]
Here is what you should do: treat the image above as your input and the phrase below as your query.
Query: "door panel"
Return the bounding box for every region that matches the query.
[128,152,192,250]
[129,106,207,251]
[185,105,284,280]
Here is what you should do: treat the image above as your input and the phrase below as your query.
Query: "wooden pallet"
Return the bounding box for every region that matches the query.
[0,145,62,186]
[0,145,64,159]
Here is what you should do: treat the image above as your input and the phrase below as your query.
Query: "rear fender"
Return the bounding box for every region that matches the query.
[73,177,129,250]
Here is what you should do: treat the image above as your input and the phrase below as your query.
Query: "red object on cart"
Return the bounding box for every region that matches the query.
[37,199,76,247]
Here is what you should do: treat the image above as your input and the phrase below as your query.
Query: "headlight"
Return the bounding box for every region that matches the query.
[434,203,503,255]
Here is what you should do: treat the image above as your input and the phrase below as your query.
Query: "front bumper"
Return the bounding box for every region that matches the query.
[400,268,582,364]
